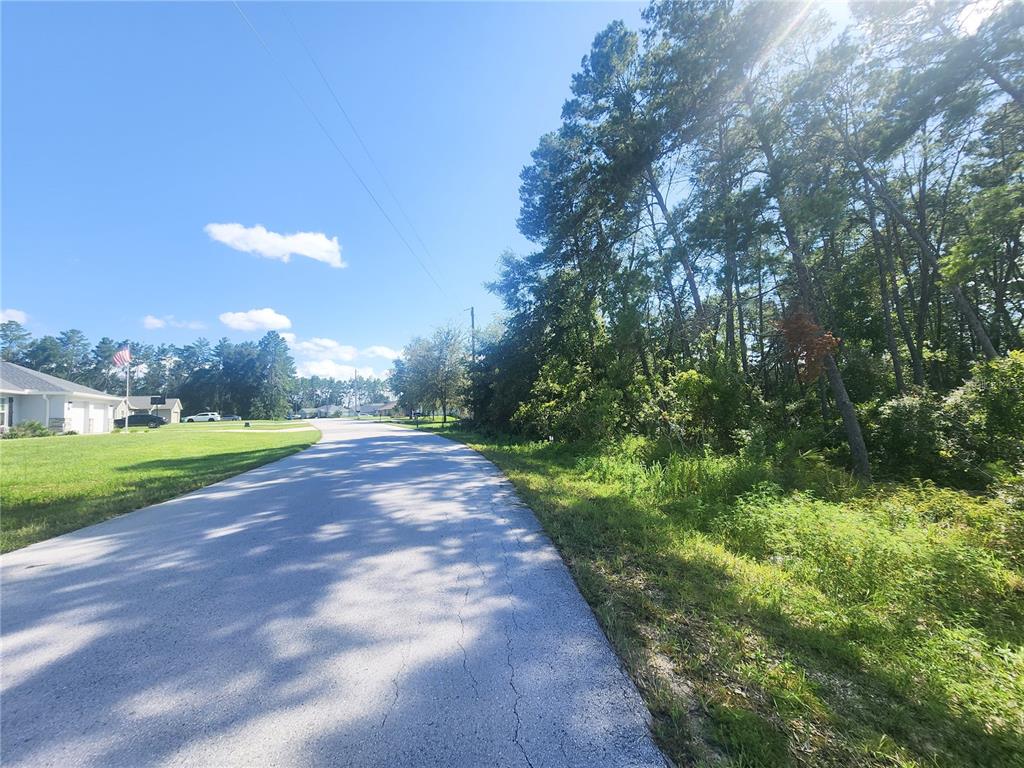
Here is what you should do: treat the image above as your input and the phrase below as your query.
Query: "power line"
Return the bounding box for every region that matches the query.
[285,12,447,280]
[231,1,447,296]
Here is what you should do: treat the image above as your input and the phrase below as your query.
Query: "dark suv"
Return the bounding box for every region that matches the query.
[114,413,167,428]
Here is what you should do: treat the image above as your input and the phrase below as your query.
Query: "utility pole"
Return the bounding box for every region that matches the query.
[465,306,476,364]
[465,306,476,423]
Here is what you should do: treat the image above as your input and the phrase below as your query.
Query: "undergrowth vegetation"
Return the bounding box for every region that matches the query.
[421,421,1024,767]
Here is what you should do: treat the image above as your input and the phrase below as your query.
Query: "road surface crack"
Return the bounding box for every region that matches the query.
[381,634,412,729]
[456,521,482,698]
[498,508,534,768]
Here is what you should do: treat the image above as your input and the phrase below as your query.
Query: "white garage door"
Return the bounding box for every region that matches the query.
[91,403,109,434]
[67,403,87,434]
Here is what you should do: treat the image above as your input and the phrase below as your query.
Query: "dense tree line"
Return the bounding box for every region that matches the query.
[466,0,1023,482]
[288,374,388,412]
[0,321,389,419]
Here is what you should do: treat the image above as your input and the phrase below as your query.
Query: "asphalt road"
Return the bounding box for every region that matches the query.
[1,420,667,767]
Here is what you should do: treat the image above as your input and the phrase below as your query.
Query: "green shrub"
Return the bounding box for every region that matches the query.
[944,350,1024,470]
[513,359,624,441]
[866,392,948,479]
[864,353,1024,485]
[1,421,51,439]
[662,366,751,450]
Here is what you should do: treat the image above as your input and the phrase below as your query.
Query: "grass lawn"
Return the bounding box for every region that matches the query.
[135,419,315,432]
[412,422,1023,768]
[1,422,320,552]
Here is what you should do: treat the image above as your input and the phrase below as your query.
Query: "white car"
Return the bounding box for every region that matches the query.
[185,412,221,422]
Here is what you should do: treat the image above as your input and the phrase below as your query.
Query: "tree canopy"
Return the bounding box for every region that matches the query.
[468,0,1023,481]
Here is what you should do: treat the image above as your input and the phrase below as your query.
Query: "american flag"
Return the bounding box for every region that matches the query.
[112,347,131,368]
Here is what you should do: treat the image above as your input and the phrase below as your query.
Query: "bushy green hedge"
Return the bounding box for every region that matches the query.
[513,359,625,441]
[1,421,51,440]
[945,350,1024,469]
[866,351,1024,484]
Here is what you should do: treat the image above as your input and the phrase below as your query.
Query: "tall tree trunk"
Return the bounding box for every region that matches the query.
[883,221,926,385]
[854,157,999,358]
[863,186,905,393]
[725,256,736,366]
[976,56,1024,108]
[636,330,660,404]
[757,254,768,391]
[719,117,738,371]
[646,166,703,318]
[783,221,871,479]
[748,100,871,479]
[878,263,905,395]
[817,373,830,421]
[880,221,929,385]
[918,262,933,373]
[735,269,749,377]
[647,202,688,357]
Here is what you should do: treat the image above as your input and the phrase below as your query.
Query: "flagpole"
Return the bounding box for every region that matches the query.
[124,345,130,434]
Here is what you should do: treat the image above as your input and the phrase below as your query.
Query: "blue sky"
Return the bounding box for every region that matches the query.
[2,1,646,378]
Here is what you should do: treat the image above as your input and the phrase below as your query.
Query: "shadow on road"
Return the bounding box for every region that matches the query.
[1,423,664,767]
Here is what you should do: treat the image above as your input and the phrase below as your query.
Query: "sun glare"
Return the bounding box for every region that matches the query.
[957,0,1005,35]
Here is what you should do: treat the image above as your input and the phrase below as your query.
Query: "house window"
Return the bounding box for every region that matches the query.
[0,398,6,428]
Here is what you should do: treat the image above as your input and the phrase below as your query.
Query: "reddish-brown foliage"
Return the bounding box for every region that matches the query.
[779,311,839,382]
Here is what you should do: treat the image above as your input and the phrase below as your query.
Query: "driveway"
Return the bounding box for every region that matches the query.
[1,420,667,767]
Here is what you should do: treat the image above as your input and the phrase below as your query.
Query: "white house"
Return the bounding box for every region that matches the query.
[315,404,352,418]
[114,396,183,424]
[356,401,400,417]
[0,362,121,434]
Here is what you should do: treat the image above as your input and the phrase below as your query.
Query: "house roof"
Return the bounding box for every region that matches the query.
[0,361,122,401]
[124,396,181,410]
[357,401,398,412]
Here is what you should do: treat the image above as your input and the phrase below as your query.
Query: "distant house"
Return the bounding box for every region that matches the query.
[356,401,399,417]
[315,404,353,418]
[114,396,183,424]
[0,361,121,434]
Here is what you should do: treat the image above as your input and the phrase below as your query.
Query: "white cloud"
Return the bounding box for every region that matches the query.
[143,314,206,330]
[205,223,345,269]
[297,360,376,380]
[219,308,292,332]
[281,333,395,380]
[361,345,402,360]
[1,308,28,324]
[294,337,358,361]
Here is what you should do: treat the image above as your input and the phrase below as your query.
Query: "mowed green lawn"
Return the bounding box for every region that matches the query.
[0,422,320,552]
[164,420,315,431]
